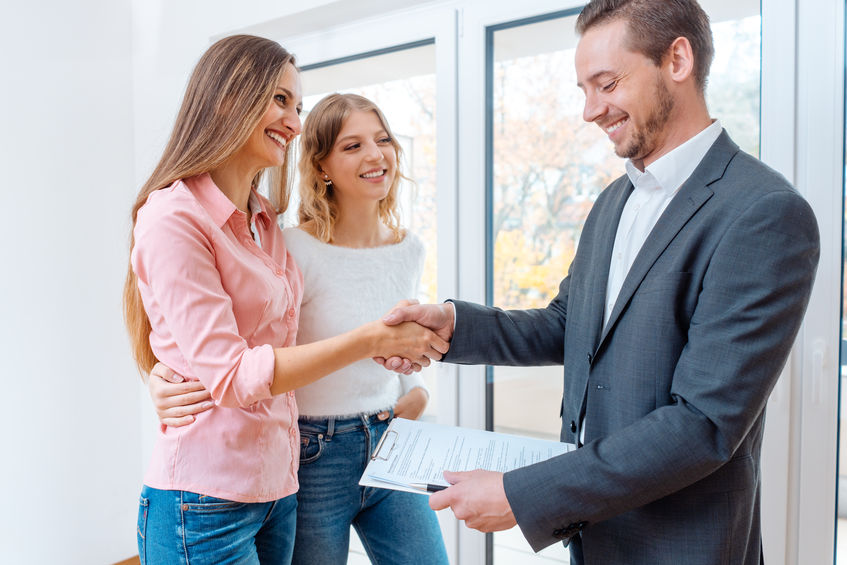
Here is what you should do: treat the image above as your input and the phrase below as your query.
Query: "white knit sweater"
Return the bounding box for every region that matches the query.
[283,227,429,417]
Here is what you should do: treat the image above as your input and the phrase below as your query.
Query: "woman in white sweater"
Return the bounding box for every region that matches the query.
[148,93,448,564]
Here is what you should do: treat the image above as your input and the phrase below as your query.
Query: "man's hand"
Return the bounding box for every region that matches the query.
[148,363,214,427]
[377,302,456,372]
[429,470,517,532]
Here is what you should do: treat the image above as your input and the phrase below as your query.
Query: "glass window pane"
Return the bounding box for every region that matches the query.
[488,3,759,563]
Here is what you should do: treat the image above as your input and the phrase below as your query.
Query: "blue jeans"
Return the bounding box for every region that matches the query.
[292,412,449,565]
[137,486,297,565]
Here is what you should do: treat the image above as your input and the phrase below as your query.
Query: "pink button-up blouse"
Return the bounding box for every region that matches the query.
[131,173,303,503]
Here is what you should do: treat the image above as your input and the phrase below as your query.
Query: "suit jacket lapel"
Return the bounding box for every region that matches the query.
[585,177,633,354]
[597,131,740,348]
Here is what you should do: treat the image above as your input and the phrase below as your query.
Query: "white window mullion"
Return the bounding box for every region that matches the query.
[792,0,844,564]
[759,1,798,564]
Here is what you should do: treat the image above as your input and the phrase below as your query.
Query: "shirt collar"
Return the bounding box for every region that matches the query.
[184,172,271,228]
[625,119,723,195]
[247,190,272,229]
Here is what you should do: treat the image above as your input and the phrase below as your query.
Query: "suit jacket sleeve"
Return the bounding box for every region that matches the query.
[444,276,568,366]
[502,183,820,551]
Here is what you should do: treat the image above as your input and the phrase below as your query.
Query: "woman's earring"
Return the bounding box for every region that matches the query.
[323,175,332,188]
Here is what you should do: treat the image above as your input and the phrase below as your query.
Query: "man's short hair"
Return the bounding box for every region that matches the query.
[576,0,715,92]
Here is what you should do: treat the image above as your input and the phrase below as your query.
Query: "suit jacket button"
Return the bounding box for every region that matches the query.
[570,420,577,433]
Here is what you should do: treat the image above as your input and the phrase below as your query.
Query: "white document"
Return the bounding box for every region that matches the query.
[360,417,574,495]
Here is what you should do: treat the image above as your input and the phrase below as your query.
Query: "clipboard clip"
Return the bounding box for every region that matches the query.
[372,429,398,461]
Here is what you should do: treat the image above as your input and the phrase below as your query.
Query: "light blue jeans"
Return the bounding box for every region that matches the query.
[292,412,449,565]
[137,486,297,565]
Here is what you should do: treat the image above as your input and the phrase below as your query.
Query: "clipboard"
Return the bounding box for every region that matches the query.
[360,417,574,494]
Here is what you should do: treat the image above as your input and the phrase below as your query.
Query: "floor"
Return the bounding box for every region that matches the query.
[348,525,570,564]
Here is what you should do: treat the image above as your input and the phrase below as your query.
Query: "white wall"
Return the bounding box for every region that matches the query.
[0,0,139,563]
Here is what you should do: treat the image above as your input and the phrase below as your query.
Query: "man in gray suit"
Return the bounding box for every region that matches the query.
[381,0,820,562]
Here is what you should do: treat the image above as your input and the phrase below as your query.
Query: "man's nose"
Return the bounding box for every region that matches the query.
[582,92,605,124]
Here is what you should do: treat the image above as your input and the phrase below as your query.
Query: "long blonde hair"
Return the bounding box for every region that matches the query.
[124,34,297,374]
[298,93,405,243]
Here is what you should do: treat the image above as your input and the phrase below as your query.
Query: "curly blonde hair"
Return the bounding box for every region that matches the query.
[298,93,406,242]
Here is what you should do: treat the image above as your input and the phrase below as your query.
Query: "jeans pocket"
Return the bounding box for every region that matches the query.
[183,493,246,513]
[137,496,149,565]
[299,432,324,465]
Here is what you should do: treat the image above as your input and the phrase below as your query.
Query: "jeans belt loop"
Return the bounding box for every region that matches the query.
[326,416,336,439]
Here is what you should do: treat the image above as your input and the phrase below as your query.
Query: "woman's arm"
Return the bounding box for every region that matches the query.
[147,319,446,421]
[269,319,447,395]
[393,387,428,420]
[135,196,447,408]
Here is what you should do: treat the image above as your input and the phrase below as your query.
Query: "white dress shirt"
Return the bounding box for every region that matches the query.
[582,119,723,444]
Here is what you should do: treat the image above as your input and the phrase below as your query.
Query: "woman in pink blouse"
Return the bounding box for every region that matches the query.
[124,35,447,565]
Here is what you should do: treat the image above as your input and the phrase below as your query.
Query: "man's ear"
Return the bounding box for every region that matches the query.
[665,36,695,84]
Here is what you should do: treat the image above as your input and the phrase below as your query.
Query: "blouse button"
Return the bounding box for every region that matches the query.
[275,268,283,276]
[288,308,296,318]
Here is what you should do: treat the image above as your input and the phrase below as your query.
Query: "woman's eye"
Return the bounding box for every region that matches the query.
[275,94,287,105]
[344,143,360,151]
[378,137,392,144]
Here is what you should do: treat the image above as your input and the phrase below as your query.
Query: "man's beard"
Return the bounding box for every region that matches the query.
[617,75,675,161]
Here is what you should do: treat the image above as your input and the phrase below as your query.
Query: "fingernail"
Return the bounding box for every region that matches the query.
[382,314,396,323]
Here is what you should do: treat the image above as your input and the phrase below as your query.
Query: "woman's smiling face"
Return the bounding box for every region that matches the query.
[232,63,303,172]
[319,109,398,206]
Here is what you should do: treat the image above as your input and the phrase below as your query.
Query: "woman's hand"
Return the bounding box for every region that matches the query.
[394,387,429,420]
[375,301,455,373]
[366,320,449,367]
[148,363,214,427]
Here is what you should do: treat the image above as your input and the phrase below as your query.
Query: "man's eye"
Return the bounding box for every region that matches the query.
[601,80,617,92]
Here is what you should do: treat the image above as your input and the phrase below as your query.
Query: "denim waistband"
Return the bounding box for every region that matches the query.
[298,410,393,438]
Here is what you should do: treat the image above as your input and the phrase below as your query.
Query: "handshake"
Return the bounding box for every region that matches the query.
[373,300,456,374]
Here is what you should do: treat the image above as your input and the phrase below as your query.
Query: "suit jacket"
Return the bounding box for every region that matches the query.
[445,131,820,564]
